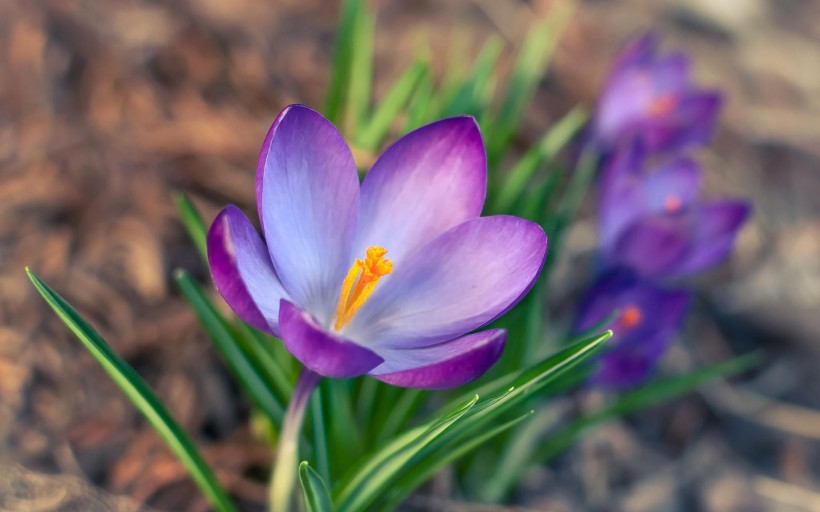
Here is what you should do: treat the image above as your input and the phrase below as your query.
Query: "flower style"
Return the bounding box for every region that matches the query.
[592,32,722,154]
[597,143,750,279]
[576,269,691,388]
[207,105,547,389]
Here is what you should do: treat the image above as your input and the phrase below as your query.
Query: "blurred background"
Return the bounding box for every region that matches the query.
[1,0,819,510]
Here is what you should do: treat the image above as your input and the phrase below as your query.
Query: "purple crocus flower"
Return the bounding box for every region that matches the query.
[207,104,547,390]
[576,268,691,388]
[598,143,750,279]
[592,32,722,154]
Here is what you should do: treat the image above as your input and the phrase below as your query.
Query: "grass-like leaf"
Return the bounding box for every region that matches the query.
[300,461,335,512]
[486,2,576,166]
[324,0,363,124]
[26,268,238,512]
[175,193,208,263]
[343,7,375,135]
[356,60,428,150]
[174,269,287,425]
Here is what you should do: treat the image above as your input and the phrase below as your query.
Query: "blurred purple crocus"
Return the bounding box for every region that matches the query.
[591,32,722,154]
[207,104,547,390]
[598,143,750,279]
[576,269,691,388]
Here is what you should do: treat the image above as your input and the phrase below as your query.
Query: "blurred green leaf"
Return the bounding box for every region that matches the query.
[174,269,286,425]
[440,36,503,119]
[325,0,364,124]
[494,106,587,212]
[486,3,576,166]
[300,461,335,512]
[356,60,428,150]
[174,193,208,263]
[343,7,375,135]
[26,268,238,512]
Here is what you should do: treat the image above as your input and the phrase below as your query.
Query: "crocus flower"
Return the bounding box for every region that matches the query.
[207,105,547,389]
[598,143,750,279]
[591,32,722,154]
[576,268,691,388]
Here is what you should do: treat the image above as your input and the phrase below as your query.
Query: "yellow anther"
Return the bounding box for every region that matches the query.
[333,246,393,331]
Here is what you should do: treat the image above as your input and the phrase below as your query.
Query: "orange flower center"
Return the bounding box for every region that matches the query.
[617,304,643,332]
[333,246,393,331]
[648,93,677,116]
[664,194,683,213]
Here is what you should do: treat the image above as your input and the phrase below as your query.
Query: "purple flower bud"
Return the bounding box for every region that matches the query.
[576,268,691,388]
[592,32,722,154]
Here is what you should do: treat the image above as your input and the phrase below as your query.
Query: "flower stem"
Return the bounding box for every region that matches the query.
[269,367,321,512]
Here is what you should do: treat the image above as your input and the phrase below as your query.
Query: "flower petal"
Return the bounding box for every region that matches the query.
[644,157,701,212]
[369,329,506,389]
[354,117,487,263]
[346,216,547,348]
[278,300,383,378]
[207,205,289,336]
[645,91,722,152]
[676,200,750,276]
[608,213,693,278]
[255,108,289,234]
[259,105,360,322]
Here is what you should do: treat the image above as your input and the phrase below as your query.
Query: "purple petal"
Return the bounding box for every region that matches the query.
[278,300,383,378]
[354,117,487,264]
[608,213,693,278]
[598,143,647,251]
[645,91,722,152]
[675,200,750,276]
[644,157,702,212]
[370,329,506,389]
[346,216,547,348]
[609,31,659,78]
[207,205,289,336]
[255,108,289,234]
[259,105,360,322]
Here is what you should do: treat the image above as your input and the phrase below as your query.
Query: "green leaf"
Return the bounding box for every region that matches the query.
[300,461,335,512]
[379,410,534,512]
[439,36,504,119]
[356,60,428,150]
[174,193,208,263]
[334,395,479,512]
[174,269,286,425]
[26,268,238,512]
[486,3,575,166]
[493,353,763,500]
[335,330,611,512]
[493,106,588,212]
[343,7,375,135]
[325,0,364,124]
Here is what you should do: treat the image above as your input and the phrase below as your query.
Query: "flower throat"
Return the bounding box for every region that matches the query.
[333,246,393,331]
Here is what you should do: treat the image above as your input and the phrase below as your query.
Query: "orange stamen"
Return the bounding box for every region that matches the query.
[617,304,643,331]
[648,93,677,116]
[333,246,393,331]
[664,194,683,213]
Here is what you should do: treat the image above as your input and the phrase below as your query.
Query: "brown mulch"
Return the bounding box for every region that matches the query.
[1,0,819,511]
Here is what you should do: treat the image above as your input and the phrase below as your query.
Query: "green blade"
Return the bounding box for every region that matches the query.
[26,268,238,512]
[324,0,364,124]
[486,3,576,166]
[174,193,208,263]
[356,60,428,150]
[343,7,375,135]
[493,105,588,212]
[300,461,335,512]
[174,269,286,425]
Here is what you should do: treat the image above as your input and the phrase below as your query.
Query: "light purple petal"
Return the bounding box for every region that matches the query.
[346,216,547,348]
[675,200,750,276]
[354,117,487,264]
[598,143,647,251]
[278,300,383,378]
[207,205,289,336]
[644,157,701,212]
[259,105,360,322]
[255,108,289,234]
[645,91,722,152]
[370,329,506,389]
